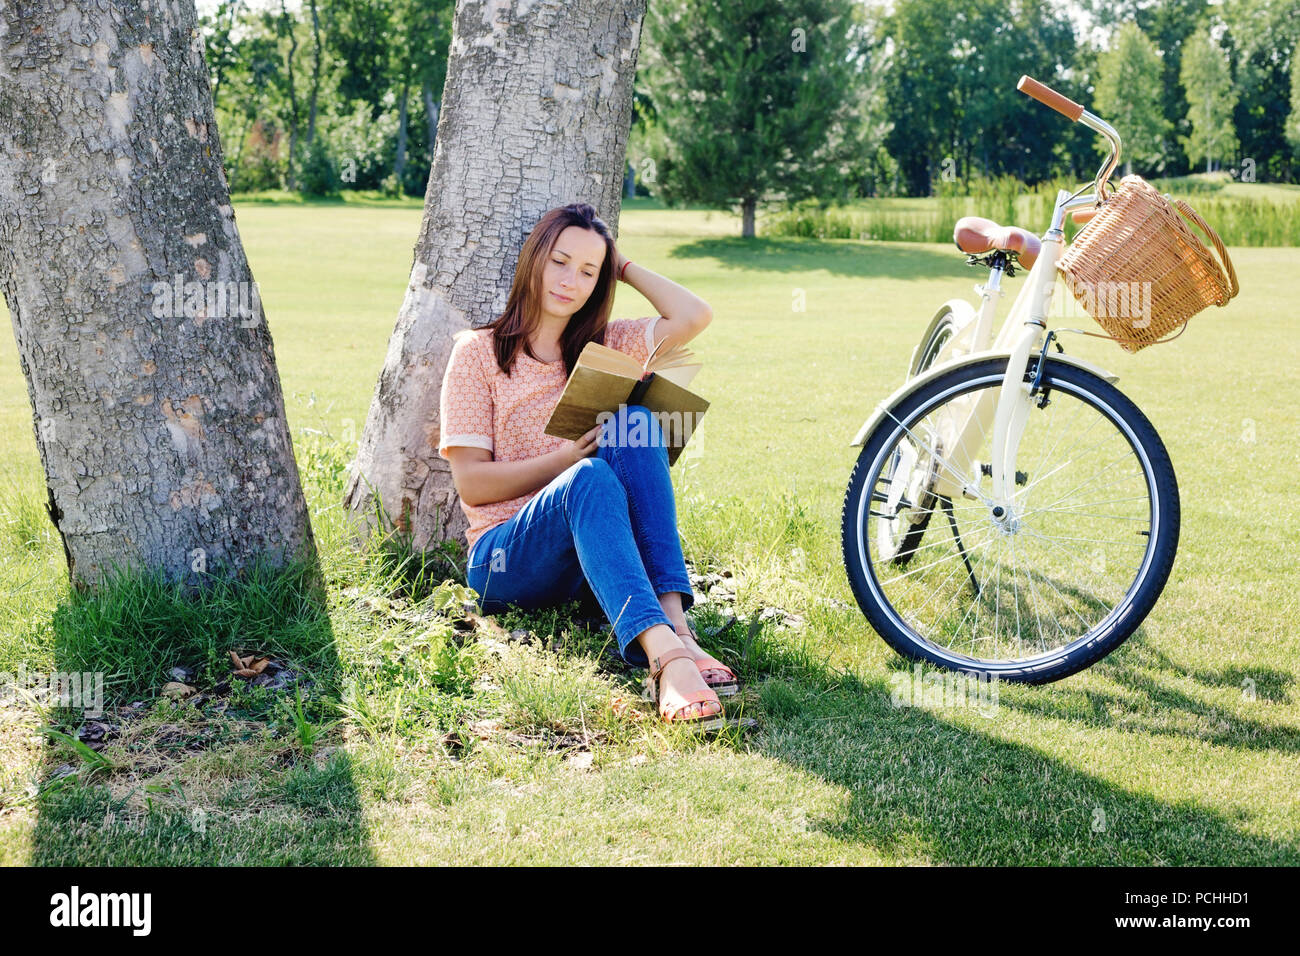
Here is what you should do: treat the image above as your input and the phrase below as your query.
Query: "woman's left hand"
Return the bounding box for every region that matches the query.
[613,248,628,279]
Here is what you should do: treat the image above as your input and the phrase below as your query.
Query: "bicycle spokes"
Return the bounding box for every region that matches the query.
[861,376,1155,663]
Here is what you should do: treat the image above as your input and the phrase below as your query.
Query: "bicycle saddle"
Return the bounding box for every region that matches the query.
[953,217,1041,269]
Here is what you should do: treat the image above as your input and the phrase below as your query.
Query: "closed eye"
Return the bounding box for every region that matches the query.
[553,257,594,277]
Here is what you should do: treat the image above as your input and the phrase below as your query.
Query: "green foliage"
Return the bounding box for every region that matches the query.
[883,0,1081,195]
[639,0,869,232]
[198,0,1300,207]
[1180,28,1239,172]
[320,99,401,191]
[764,176,1298,247]
[297,138,338,197]
[1095,23,1172,176]
[1287,41,1300,158]
[1223,0,1300,182]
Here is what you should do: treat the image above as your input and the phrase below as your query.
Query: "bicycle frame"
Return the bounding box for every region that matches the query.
[849,103,1126,520]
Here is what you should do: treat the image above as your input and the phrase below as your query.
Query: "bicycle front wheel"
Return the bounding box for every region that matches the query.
[842,357,1180,683]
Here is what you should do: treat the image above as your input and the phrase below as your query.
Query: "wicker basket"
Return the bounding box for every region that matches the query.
[1057,175,1239,353]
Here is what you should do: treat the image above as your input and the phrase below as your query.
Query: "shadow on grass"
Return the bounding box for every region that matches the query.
[666,236,963,280]
[28,545,376,866]
[493,588,1298,864]
[990,633,1300,754]
[746,632,1299,864]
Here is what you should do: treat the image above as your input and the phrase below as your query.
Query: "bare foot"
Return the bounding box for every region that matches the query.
[673,624,733,685]
[655,648,723,721]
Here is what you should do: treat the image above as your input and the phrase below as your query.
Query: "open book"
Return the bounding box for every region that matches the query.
[543,329,709,467]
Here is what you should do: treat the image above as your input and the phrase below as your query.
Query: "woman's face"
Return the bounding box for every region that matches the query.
[541,225,606,317]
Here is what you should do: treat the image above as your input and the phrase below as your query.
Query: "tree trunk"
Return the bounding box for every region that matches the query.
[281,0,299,190]
[0,0,317,591]
[307,0,322,146]
[394,78,410,192]
[741,196,756,237]
[342,0,647,554]
[422,80,439,157]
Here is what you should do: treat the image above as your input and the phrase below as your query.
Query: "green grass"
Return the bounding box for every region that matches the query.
[0,196,1297,865]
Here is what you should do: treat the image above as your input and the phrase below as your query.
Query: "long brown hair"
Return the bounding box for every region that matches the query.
[481,203,618,377]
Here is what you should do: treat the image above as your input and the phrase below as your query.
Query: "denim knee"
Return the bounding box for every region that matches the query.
[600,403,667,450]
[561,456,625,517]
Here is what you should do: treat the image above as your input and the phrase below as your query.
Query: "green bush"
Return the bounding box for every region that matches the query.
[297,140,339,198]
[764,176,1296,247]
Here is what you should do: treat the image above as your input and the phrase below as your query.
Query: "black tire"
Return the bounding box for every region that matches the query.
[909,310,962,378]
[842,357,1180,684]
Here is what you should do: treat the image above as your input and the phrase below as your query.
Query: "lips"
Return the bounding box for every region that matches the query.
[551,291,573,303]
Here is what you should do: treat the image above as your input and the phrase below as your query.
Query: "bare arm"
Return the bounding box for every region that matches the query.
[613,248,713,352]
[446,424,603,507]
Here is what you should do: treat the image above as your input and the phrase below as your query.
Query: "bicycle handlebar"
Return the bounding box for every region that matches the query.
[1017,74,1123,205]
[1016,76,1083,122]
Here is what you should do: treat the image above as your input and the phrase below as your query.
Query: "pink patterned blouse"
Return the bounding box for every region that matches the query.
[438,315,663,558]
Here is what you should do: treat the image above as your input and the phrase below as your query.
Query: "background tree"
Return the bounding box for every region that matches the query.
[1180,26,1239,173]
[273,0,302,189]
[639,0,863,237]
[1287,40,1300,163]
[193,0,1300,200]
[1094,22,1171,176]
[0,0,317,590]
[342,0,647,554]
[1082,0,1209,178]
[388,0,454,196]
[882,0,1079,195]
[1224,0,1300,182]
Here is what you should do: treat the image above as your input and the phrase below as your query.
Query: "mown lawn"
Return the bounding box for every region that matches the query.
[1,195,1296,865]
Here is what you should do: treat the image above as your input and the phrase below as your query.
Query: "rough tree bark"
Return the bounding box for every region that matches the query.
[0,0,317,591]
[342,0,647,554]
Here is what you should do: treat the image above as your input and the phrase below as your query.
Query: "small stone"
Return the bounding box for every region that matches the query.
[565,751,594,771]
[707,583,735,602]
[77,720,117,745]
[169,665,194,682]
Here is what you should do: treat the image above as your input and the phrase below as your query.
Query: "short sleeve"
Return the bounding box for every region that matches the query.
[438,331,495,460]
[604,316,662,366]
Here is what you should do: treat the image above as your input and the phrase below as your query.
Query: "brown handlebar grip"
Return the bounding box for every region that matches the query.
[1071,207,1098,224]
[1017,75,1084,121]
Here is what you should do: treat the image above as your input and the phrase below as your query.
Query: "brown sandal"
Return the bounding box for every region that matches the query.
[648,646,725,730]
[675,621,740,697]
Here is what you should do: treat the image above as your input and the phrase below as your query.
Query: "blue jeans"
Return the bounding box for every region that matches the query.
[465,404,694,668]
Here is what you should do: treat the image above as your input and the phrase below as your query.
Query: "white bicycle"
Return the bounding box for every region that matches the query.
[841,76,1179,684]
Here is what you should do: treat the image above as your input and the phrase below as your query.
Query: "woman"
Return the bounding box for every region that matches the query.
[438,202,737,728]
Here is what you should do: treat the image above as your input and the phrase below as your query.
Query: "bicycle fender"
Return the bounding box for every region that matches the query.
[848,350,1119,447]
[908,298,977,376]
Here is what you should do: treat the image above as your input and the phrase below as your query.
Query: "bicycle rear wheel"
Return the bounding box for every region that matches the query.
[842,356,1179,683]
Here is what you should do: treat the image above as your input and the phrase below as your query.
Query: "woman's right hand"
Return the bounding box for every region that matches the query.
[565,424,604,464]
